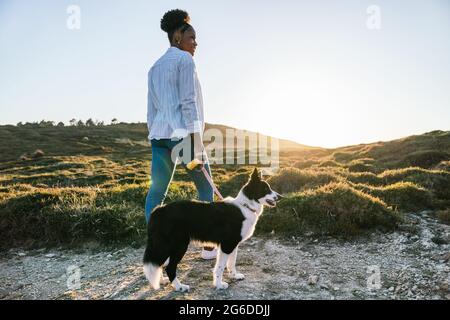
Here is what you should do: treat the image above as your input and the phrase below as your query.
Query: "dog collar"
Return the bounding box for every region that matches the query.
[241,202,258,213]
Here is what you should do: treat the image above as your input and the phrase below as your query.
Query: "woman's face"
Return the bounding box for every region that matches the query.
[177,27,197,56]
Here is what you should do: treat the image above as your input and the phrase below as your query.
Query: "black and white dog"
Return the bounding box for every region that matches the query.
[143,167,282,291]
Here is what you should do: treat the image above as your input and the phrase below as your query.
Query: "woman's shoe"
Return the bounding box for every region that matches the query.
[201,247,217,260]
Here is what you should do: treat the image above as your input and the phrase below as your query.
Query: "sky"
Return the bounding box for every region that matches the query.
[0,0,449,148]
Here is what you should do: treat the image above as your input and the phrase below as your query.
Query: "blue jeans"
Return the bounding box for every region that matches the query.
[144,138,214,223]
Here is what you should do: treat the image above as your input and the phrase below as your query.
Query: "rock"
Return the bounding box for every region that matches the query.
[45,253,57,258]
[107,254,113,259]
[32,149,44,159]
[439,282,449,291]
[110,291,120,298]
[432,237,448,245]
[320,284,329,290]
[307,275,318,285]
[388,287,394,292]
[333,286,339,291]
[17,252,26,257]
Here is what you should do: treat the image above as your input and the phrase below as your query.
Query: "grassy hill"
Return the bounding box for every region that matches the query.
[0,122,313,163]
[0,123,449,249]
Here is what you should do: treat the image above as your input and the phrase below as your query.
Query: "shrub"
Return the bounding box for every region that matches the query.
[293,160,319,169]
[346,172,383,185]
[435,209,450,225]
[434,161,450,171]
[317,160,344,168]
[353,182,434,212]
[257,182,400,237]
[0,182,196,249]
[402,150,450,169]
[378,167,450,206]
[267,167,341,194]
[332,151,354,163]
[347,159,376,173]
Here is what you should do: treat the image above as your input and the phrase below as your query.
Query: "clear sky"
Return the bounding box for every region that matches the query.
[1,0,449,148]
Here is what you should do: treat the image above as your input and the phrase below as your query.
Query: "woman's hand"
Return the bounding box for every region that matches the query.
[190,132,206,171]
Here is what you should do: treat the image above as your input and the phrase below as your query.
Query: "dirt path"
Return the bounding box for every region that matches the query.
[1,212,449,300]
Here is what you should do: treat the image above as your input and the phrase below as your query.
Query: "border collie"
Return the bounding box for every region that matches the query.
[143,167,282,291]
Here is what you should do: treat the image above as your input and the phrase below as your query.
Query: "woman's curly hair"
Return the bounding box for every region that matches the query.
[160,9,192,42]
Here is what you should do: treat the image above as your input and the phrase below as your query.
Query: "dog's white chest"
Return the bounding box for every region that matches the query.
[224,196,262,242]
[241,216,257,241]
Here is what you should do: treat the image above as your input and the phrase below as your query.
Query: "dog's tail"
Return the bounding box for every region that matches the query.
[143,208,169,290]
[143,239,169,290]
[143,262,162,290]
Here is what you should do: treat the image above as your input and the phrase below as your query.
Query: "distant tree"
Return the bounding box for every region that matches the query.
[39,120,54,127]
[24,122,39,127]
[86,118,95,126]
[111,118,118,125]
[69,118,77,126]
[57,122,65,127]
[97,121,105,126]
[77,120,85,126]
[17,122,23,127]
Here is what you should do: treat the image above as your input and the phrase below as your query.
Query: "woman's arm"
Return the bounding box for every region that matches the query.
[178,54,203,135]
[179,54,205,160]
[147,70,157,135]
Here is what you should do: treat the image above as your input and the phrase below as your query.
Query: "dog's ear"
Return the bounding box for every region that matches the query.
[250,167,260,182]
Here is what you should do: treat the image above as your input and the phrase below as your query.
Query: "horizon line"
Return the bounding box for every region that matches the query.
[1,120,448,151]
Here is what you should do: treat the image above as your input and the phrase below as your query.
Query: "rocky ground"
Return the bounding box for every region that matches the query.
[1,211,449,300]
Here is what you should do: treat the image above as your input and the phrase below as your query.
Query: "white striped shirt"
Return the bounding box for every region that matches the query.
[147,46,205,140]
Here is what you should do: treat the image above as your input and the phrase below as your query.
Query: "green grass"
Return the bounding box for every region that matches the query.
[0,124,449,249]
[351,181,434,212]
[257,182,401,237]
[0,182,198,250]
[267,167,342,194]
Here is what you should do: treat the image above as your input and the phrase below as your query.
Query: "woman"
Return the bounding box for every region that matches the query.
[145,9,216,260]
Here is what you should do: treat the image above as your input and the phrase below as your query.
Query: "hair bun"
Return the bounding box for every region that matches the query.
[160,9,190,33]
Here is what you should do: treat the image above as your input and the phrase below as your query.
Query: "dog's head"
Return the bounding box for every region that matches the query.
[242,168,283,207]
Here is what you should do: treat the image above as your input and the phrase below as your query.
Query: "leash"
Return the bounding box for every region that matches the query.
[187,158,224,200]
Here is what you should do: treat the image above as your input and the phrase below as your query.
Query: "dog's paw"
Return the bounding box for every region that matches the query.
[215,281,229,290]
[160,276,170,285]
[231,272,245,280]
[173,283,190,292]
